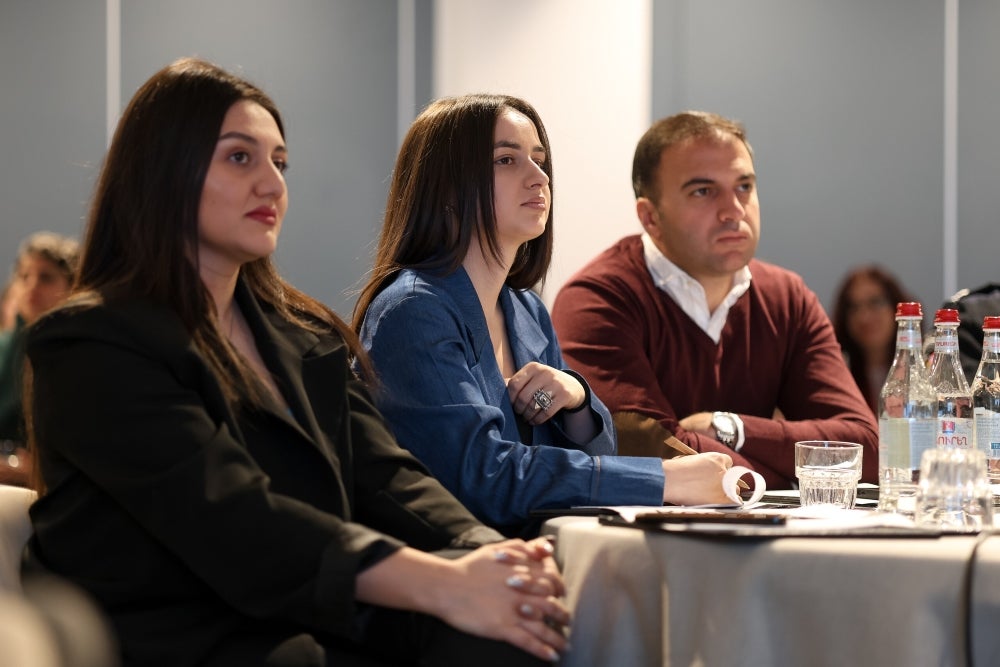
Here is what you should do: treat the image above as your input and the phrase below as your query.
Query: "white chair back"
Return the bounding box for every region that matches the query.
[0,485,37,592]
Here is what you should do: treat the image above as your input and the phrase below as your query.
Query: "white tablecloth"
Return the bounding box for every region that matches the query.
[542,515,1000,667]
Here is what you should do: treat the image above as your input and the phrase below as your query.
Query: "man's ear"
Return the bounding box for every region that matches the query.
[636,197,659,237]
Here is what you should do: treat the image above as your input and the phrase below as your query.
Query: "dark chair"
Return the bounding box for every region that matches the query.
[940,283,1000,383]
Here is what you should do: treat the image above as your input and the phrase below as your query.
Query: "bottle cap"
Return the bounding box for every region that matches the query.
[934,308,960,324]
[984,316,1000,331]
[895,302,923,318]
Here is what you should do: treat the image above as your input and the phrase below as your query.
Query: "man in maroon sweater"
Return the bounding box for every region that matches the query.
[551,111,878,489]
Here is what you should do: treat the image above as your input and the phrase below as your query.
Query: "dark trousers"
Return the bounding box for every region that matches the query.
[205,549,550,667]
[203,608,549,667]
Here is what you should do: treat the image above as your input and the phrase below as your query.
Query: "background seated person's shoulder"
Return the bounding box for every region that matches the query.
[932,283,1000,383]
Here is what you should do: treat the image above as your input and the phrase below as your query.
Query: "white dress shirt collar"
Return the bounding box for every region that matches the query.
[641,232,752,343]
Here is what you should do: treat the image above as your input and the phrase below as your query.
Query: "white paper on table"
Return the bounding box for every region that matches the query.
[722,466,766,505]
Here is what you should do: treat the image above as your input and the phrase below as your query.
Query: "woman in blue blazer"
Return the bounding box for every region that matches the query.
[352,95,733,535]
[24,59,568,667]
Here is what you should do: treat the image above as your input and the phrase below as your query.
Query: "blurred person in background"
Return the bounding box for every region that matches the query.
[0,277,23,332]
[831,265,915,416]
[0,232,79,486]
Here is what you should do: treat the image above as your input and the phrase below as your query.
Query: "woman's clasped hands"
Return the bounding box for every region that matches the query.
[448,537,570,662]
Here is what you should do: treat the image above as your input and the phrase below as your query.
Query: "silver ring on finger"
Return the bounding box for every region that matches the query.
[532,389,553,412]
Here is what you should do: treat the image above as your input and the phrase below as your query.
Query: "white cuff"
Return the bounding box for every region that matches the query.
[731,413,746,451]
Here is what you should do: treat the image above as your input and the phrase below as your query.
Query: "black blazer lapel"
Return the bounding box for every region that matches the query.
[234,281,346,460]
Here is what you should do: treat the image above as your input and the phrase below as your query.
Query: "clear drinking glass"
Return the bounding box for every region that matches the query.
[915,447,994,531]
[795,441,864,509]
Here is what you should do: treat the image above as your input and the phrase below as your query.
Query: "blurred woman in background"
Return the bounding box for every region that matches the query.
[832,265,914,415]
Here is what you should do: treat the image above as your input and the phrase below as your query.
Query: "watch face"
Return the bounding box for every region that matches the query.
[713,414,733,434]
[713,413,736,444]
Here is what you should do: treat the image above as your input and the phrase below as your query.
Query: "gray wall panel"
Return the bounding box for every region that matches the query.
[1,1,397,317]
[653,0,945,315]
[414,0,435,115]
[121,0,398,317]
[0,0,106,268]
[957,0,1000,298]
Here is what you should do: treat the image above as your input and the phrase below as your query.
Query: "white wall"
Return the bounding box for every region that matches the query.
[433,0,651,303]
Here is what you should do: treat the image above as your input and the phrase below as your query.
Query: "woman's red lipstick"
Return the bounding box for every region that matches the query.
[247,206,278,225]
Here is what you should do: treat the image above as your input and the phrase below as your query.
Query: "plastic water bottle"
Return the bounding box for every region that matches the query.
[928,309,975,449]
[878,302,936,515]
[972,316,1000,482]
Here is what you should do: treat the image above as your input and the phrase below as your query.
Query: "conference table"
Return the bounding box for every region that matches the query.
[540,511,1000,667]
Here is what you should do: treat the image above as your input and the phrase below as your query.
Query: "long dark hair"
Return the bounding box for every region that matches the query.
[832,265,913,410]
[351,93,554,333]
[73,57,369,400]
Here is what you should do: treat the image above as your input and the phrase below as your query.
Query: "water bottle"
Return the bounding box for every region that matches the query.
[878,302,936,515]
[972,316,1000,482]
[928,309,975,449]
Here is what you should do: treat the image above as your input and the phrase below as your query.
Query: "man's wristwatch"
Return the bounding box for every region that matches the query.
[711,411,738,448]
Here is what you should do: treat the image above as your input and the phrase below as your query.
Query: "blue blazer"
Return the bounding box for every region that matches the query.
[359,267,664,529]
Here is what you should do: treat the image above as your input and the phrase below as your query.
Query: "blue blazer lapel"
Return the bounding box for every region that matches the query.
[501,287,551,369]
[439,270,551,436]
[441,269,512,411]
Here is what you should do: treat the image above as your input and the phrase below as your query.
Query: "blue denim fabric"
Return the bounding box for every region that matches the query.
[358,267,664,528]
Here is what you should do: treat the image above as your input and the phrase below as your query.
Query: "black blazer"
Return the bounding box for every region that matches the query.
[24,280,497,666]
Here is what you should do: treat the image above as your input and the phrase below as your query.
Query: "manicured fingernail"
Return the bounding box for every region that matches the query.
[546,647,560,662]
[493,549,509,562]
[506,575,526,589]
[519,603,534,615]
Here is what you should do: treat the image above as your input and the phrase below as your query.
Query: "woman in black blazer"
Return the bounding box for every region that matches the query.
[23,58,568,667]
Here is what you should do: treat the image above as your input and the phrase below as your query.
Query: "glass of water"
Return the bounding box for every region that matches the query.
[915,447,993,531]
[794,441,864,509]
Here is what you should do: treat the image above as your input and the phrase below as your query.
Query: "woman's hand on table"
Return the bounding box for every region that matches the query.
[661,452,734,505]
